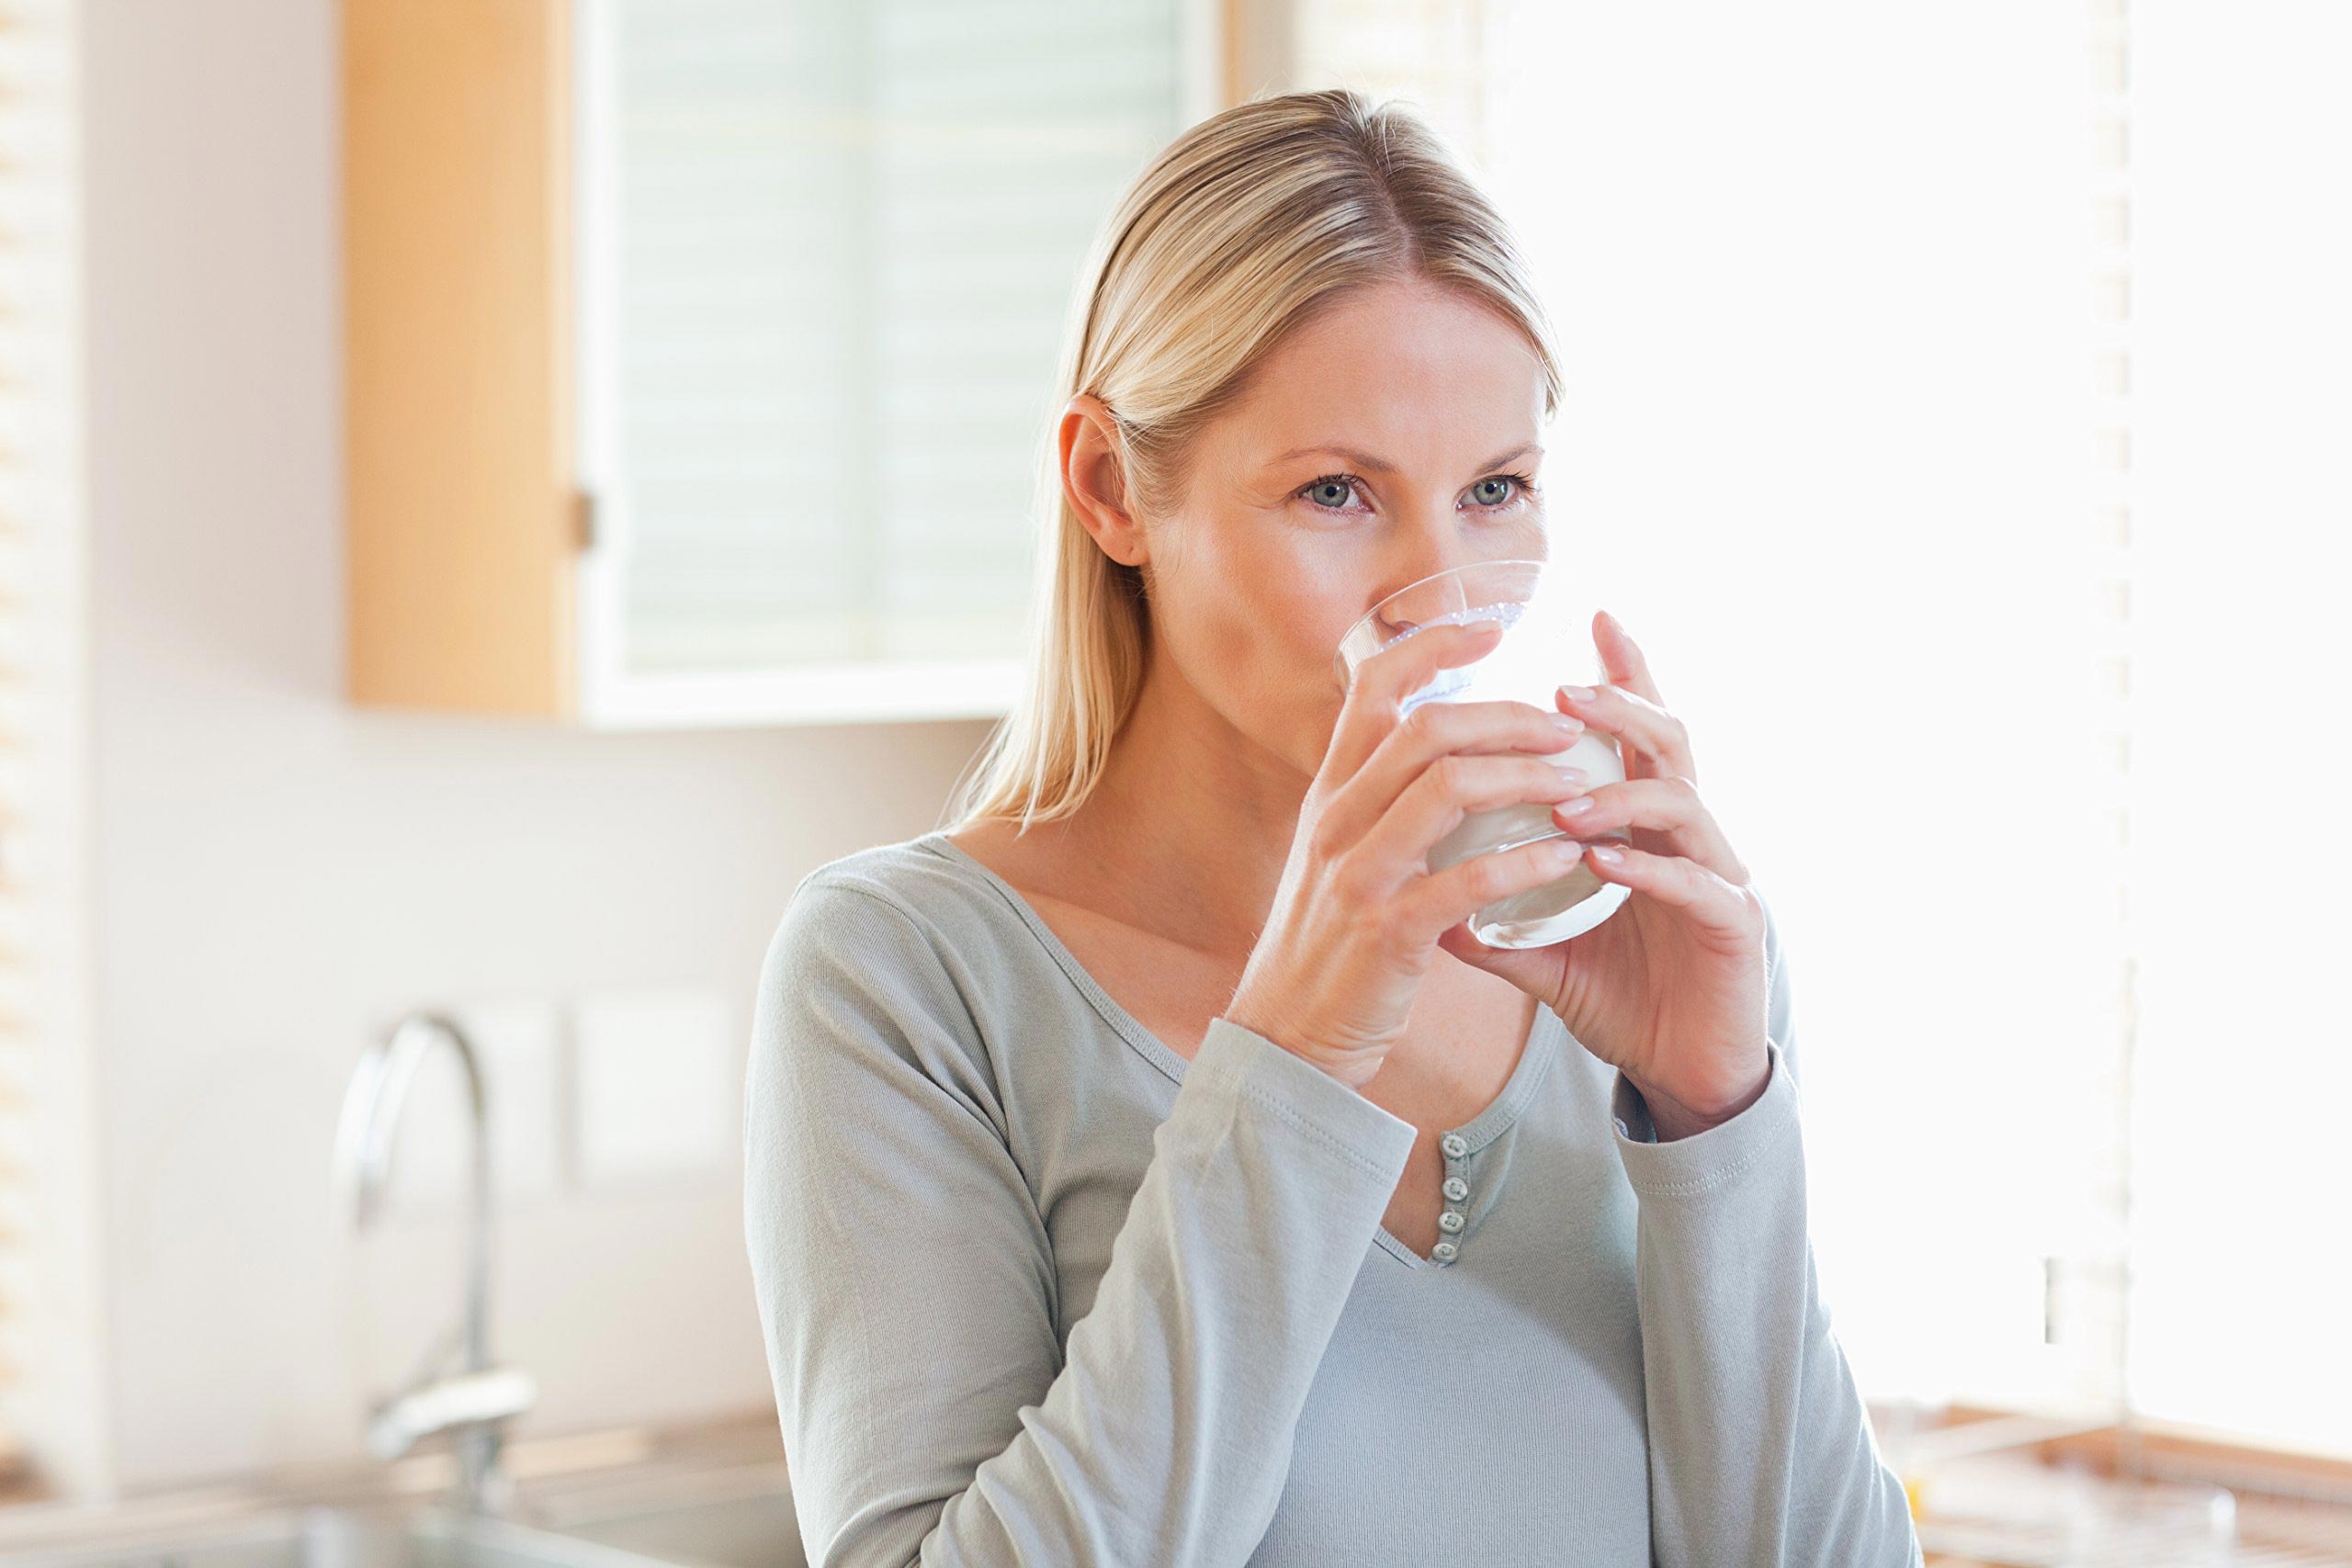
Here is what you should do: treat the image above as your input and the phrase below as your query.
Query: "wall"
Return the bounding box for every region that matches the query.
[81,0,992,1490]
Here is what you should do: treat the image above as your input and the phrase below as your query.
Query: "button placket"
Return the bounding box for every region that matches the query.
[1432,1129,1472,1265]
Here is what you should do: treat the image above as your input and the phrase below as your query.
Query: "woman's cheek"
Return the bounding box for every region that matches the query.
[1269,611,1354,768]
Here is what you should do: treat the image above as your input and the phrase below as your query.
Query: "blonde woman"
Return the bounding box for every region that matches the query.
[745,89,1920,1566]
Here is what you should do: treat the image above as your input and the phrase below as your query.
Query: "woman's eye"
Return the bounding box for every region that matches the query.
[1303,478,1359,511]
[1471,477,1518,507]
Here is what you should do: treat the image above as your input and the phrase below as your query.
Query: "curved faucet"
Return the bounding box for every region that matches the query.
[334,1010,537,1514]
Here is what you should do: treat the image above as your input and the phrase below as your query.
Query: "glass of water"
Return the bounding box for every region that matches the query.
[1334,558,1634,949]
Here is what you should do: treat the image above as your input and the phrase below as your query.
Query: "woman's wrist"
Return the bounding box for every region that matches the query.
[1221,1003,1381,1091]
[1626,1049,1771,1141]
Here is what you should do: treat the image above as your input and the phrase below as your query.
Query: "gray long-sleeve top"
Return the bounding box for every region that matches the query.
[742,830,1921,1566]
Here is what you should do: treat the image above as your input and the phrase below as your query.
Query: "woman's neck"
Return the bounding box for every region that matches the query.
[1045,652,1309,958]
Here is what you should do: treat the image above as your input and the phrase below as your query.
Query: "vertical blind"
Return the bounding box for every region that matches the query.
[2121,0,2352,1451]
[0,0,83,1490]
[590,0,1186,675]
[1276,0,2351,1455]
[1281,0,1494,168]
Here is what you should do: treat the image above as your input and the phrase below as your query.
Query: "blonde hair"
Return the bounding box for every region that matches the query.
[942,87,1565,832]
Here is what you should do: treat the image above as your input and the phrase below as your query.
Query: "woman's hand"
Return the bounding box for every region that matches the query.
[1436,610,1772,1140]
[1226,618,1600,1091]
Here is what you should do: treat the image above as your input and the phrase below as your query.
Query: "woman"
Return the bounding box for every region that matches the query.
[744,88,1920,1566]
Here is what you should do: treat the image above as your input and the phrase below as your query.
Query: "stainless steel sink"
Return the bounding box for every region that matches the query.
[0,1419,808,1568]
[1,1501,710,1568]
[517,1461,804,1568]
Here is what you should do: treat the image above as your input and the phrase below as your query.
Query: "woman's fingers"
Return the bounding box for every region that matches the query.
[1317,698,1582,849]
[1550,775,1750,886]
[1395,834,1591,939]
[1321,619,1505,785]
[1594,608,1665,708]
[1569,611,1696,788]
[1352,751,1589,875]
[1312,604,1756,956]
[1555,680,1695,787]
[1578,840,1758,944]
[1433,916,1563,995]
[1403,765,1753,947]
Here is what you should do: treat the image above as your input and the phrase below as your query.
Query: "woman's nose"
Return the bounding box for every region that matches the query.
[1376,536,1482,610]
[1363,549,1473,640]
[1362,499,1550,637]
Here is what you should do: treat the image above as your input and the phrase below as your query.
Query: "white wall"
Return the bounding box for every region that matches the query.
[81,0,992,1491]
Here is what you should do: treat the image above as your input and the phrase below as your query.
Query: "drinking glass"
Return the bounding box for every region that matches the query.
[1334,558,1634,949]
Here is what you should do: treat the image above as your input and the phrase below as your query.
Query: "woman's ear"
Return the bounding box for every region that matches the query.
[1060,394,1148,567]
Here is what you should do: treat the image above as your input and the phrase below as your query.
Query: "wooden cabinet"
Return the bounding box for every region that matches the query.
[343,0,1209,726]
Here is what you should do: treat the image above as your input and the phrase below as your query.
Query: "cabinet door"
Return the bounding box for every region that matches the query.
[572,0,1196,725]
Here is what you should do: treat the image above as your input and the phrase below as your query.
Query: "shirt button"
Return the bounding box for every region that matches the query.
[1431,1240,1458,1262]
[1438,1211,1464,1234]
[1440,1133,1468,1158]
[1442,1176,1468,1202]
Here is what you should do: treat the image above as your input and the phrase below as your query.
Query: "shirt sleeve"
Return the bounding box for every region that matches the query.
[742,876,1419,1568]
[1608,895,1924,1567]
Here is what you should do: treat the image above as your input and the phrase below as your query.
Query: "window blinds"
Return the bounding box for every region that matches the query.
[1278,0,1495,168]
[1283,0,2352,1460]
[0,0,87,1493]
[2119,0,2352,1454]
[584,0,1186,675]
[1283,0,2138,1422]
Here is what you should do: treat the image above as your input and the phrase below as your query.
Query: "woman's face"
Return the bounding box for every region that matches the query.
[1136,276,1551,778]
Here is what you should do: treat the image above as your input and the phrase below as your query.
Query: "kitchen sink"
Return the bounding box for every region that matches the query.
[0,1480,808,1568]
[0,1502,679,1568]
[520,1465,804,1568]
[0,1420,809,1568]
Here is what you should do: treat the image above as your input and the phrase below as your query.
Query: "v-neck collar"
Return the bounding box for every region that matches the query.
[915,829,1561,1269]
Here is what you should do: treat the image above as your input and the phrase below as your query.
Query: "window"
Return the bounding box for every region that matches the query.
[2120,0,2352,1451]
[574,0,1193,678]
[1280,0,2352,1456]
[0,0,102,1495]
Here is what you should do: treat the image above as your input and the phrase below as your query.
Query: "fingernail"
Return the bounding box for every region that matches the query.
[1559,684,1595,703]
[1556,795,1595,816]
[1548,713,1583,734]
[1589,843,1623,865]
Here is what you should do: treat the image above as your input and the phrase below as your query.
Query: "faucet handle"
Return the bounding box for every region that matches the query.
[365,1363,538,1461]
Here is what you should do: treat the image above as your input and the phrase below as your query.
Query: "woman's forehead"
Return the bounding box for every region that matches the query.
[1221,281,1548,467]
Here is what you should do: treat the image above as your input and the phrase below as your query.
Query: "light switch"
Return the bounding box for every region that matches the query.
[572,986,737,1190]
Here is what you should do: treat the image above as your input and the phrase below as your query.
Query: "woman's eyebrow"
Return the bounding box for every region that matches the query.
[1475,442,1543,472]
[1267,442,1543,475]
